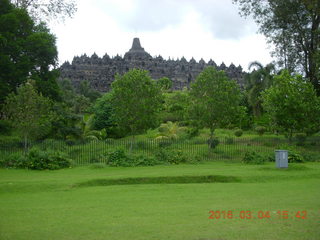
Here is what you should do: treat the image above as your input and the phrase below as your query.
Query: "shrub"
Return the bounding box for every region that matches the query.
[0,153,27,168]
[234,129,243,137]
[242,151,265,164]
[0,148,72,170]
[106,149,133,167]
[26,148,72,170]
[134,155,159,166]
[288,151,304,163]
[278,144,305,163]
[207,138,220,149]
[155,148,187,164]
[255,126,266,136]
[106,149,160,167]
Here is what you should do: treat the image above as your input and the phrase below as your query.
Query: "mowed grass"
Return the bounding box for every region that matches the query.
[0,162,320,240]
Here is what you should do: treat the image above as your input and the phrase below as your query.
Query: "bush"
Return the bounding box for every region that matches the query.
[106,149,160,167]
[0,153,27,168]
[288,151,304,163]
[255,126,266,136]
[207,138,220,149]
[26,148,72,170]
[134,155,159,166]
[242,151,265,164]
[234,129,243,137]
[155,148,187,164]
[106,149,133,167]
[278,145,305,163]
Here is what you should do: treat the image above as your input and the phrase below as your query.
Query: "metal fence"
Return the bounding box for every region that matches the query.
[2,136,316,165]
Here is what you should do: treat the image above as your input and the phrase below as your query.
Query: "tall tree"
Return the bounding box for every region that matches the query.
[110,69,163,137]
[245,61,275,117]
[3,81,53,153]
[189,67,243,138]
[233,0,320,94]
[261,71,320,140]
[10,0,77,23]
[0,0,60,104]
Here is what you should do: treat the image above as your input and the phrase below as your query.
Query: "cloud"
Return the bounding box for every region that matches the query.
[93,0,258,39]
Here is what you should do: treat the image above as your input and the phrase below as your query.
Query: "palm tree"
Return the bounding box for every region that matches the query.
[246,61,275,117]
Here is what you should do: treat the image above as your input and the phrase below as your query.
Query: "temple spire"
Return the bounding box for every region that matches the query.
[130,37,144,51]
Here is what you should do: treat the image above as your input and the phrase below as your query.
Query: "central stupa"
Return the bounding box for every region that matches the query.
[124,38,152,60]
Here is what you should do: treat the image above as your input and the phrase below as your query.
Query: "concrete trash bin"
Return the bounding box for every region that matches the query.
[275,150,288,168]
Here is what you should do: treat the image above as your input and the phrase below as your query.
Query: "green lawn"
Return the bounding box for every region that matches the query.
[0,162,319,240]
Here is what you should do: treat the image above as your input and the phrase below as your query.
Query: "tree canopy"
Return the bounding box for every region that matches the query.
[189,66,243,137]
[10,0,77,23]
[110,69,163,136]
[3,81,53,151]
[0,0,60,104]
[261,71,320,139]
[233,0,320,94]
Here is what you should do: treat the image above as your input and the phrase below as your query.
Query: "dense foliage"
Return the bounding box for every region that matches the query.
[0,0,60,104]
[0,147,72,170]
[233,0,320,94]
[189,66,243,136]
[3,82,53,151]
[261,71,320,139]
[111,69,163,136]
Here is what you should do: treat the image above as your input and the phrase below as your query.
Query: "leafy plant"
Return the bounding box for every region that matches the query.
[155,149,188,164]
[234,129,243,137]
[242,151,265,164]
[0,153,27,168]
[255,126,266,136]
[26,148,72,170]
[288,152,304,163]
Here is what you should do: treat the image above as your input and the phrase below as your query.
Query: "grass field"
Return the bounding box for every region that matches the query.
[0,162,319,240]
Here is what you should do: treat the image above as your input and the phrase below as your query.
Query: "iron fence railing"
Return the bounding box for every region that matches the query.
[0,136,318,165]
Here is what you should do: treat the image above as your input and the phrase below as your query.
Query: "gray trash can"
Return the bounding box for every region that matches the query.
[275,150,288,168]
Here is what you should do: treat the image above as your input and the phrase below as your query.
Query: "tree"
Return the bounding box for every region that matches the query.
[156,121,186,140]
[110,69,163,138]
[261,71,320,140]
[233,0,320,94]
[10,0,77,23]
[92,93,115,131]
[245,61,275,117]
[162,90,190,123]
[156,77,172,91]
[0,0,60,104]
[3,81,53,153]
[189,67,243,139]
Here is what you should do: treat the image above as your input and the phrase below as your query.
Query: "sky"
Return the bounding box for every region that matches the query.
[49,0,273,71]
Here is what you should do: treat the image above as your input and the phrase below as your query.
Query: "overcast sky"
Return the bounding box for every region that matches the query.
[49,0,273,71]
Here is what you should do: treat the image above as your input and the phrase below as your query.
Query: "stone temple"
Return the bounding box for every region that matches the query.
[59,38,245,92]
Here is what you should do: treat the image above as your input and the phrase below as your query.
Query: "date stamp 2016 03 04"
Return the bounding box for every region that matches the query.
[208,210,307,220]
